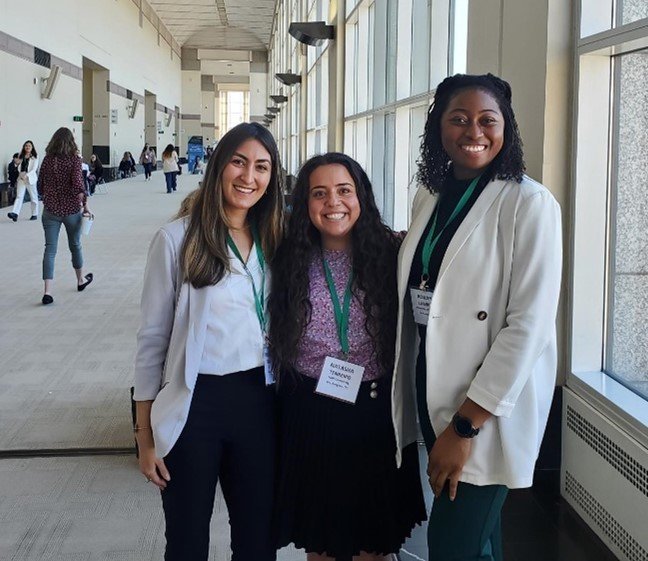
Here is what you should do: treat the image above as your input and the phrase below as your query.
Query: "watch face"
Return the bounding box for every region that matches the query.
[455,416,473,437]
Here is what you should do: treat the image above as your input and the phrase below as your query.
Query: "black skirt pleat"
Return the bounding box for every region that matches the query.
[275,372,427,557]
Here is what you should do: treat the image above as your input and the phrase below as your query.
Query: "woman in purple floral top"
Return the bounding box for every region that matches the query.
[268,153,426,561]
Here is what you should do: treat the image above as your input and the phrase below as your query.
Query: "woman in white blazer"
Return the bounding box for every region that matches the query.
[133,122,284,561]
[392,74,562,561]
[7,140,39,221]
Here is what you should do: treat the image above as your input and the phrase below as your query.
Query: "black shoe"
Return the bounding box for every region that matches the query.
[30,215,38,221]
[77,273,94,292]
[42,294,54,305]
[7,212,17,222]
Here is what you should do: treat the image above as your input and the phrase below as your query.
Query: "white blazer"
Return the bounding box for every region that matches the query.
[133,219,218,458]
[391,176,562,489]
[18,156,39,186]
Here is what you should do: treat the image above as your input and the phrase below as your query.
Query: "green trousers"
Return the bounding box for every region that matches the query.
[427,482,508,561]
[416,334,509,560]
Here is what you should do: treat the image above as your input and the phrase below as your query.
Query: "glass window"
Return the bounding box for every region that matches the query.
[411,0,431,95]
[606,50,648,400]
[385,0,398,103]
[619,0,648,26]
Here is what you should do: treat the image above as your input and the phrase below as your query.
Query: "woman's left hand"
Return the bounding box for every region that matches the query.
[427,426,472,501]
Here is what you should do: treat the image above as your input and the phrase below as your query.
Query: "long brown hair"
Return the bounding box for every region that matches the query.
[45,128,77,157]
[162,144,175,159]
[180,123,284,288]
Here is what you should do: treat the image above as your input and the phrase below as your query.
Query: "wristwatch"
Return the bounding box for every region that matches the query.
[452,413,480,438]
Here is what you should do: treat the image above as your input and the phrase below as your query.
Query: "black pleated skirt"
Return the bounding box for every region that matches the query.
[275,372,427,557]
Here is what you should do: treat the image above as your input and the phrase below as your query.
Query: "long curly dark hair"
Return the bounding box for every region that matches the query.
[417,73,525,193]
[268,153,400,381]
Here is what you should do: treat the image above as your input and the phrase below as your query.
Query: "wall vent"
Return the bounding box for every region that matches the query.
[562,389,648,561]
[34,46,51,68]
[565,472,647,561]
[566,405,648,496]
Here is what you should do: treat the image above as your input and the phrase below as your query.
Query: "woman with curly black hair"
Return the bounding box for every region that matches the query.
[269,153,426,561]
[392,73,562,561]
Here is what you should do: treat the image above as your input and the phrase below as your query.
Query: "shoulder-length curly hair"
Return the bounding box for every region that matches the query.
[268,152,400,381]
[180,122,284,288]
[417,73,525,193]
[45,128,77,157]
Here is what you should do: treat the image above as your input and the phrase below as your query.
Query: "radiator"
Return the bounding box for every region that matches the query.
[562,388,648,561]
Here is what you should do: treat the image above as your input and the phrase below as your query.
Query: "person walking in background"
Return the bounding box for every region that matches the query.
[38,127,93,306]
[133,122,284,561]
[88,154,103,195]
[162,143,179,193]
[268,153,426,561]
[8,140,39,222]
[393,73,562,561]
[7,152,20,206]
[139,143,155,180]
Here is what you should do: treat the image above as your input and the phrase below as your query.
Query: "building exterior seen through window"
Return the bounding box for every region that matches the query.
[607,49,648,400]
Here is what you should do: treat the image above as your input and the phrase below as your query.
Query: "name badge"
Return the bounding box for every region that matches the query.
[315,356,364,404]
[410,287,433,325]
[263,344,275,385]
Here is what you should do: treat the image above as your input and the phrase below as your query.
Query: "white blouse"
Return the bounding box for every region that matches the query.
[198,243,268,375]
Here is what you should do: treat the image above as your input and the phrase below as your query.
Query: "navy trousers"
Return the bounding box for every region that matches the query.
[161,369,276,561]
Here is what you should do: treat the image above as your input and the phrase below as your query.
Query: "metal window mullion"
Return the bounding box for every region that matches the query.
[604,54,622,377]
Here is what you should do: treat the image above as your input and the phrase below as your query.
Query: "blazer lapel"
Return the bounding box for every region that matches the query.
[435,179,508,286]
[398,187,438,301]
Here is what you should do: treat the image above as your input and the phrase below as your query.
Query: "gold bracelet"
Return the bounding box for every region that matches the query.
[133,426,152,432]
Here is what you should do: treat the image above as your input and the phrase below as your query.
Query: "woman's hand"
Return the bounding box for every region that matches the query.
[427,425,472,501]
[136,431,171,490]
[135,400,170,490]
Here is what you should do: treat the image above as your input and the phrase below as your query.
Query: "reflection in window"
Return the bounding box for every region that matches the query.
[608,50,648,400]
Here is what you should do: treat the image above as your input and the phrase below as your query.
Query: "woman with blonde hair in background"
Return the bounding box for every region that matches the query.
[162,143,179,193]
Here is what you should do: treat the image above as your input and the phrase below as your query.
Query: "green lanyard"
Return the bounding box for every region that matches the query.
[420,175,481,290]
[322,256,354,357]
[226,227,267,335]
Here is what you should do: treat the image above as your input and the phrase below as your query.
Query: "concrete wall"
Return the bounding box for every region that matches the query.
[0,0,181,175]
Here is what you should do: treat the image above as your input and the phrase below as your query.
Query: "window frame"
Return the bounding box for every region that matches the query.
[569,0,648,446]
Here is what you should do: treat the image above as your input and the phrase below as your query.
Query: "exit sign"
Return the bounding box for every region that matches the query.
[73,115,83,122]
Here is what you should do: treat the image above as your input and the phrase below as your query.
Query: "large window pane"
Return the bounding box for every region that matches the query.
[619,0,648,26]
[607,50,648,400]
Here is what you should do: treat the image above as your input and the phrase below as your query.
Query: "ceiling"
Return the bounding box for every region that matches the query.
[149,0,277,51]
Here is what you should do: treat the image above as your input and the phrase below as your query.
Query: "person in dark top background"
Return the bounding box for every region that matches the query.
[7,153,20,205]
[392,74,562,561]
[38,127,93,305]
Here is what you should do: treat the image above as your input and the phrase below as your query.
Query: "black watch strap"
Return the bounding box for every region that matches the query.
[452,413,480,438]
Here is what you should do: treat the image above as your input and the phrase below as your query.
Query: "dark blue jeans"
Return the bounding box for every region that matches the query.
[161,369,276,561]
[41,208,83,280]
[164,172,177,192]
